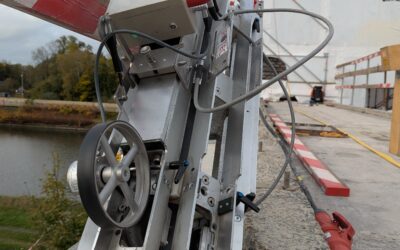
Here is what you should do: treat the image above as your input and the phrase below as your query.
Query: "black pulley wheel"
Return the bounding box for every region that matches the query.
[77,121,150,228]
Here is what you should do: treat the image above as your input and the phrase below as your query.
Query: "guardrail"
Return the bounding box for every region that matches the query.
[336,44,400,155]
[334,50,393,108]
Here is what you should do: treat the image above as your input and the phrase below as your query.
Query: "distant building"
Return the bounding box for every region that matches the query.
[15,87,24,93]
[261,0,400,106]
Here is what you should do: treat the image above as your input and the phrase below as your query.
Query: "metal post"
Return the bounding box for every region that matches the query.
[367,89,371,108]
[20,73,24,98]
[350,64,357,106]
[323,52,329,93]
[365,59,370,108]
[340,67,345,104]
[283,171,291,190]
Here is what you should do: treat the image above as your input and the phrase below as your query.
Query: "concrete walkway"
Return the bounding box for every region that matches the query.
[268,103,400,250]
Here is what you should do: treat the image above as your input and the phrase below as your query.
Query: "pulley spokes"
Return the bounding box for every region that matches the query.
[77,121,150,228]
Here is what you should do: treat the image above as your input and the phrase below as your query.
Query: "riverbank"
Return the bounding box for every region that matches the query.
[0,100,118,130]
[0,97,118,113]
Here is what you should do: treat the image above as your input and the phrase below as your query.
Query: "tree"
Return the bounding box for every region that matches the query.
[32,46,50,65]
[1,35,118,101]
[0,78,19,93]
[33,153,87,249]
[76,70,95,101]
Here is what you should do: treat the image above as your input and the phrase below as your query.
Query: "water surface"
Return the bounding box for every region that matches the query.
[0,126,84,196]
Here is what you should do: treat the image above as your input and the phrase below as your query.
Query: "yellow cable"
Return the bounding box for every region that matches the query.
[295,108,400,169]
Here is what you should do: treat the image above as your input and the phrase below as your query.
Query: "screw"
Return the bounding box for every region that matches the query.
[202,175,209,185]
[208,197,215,207]
[178,60,187,66]
[118,204,127,212]
[140,45,151,54]
[169,22,178,30]
[234,215,241,222]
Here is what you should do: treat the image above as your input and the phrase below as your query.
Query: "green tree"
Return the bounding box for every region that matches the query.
[33,153,86,249]
[1,35,118,101]
[0,77,19,93]
[76,70,95,101]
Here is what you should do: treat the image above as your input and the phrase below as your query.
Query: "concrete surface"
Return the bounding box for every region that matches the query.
[267,102,400,249]
[327,103,392,119]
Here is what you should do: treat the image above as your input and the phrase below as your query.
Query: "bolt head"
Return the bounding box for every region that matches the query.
[169,22,178,30]
[116,167,131,182]
[140,45,151,54]
[207,197,215,207]
[234,215,242,222]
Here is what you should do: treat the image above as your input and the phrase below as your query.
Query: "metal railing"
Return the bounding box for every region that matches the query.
[335,51,393,109]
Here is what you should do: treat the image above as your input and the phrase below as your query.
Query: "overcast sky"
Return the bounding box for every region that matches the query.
[0,5,100,65]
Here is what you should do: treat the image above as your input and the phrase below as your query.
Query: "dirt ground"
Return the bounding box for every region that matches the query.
[243,115,327,250]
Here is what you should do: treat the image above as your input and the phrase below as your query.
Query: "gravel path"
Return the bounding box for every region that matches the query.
[243,117,327,250]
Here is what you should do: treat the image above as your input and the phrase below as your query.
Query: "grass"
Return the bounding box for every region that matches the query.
[0,196,37,249]
[0,241,31,250]
[0,207,33,229]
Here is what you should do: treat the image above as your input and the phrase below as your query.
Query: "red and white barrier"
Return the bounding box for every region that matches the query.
[269,114,350,197]
[335,83,392,89]
[337,51,381,69]
[351,51,381,65]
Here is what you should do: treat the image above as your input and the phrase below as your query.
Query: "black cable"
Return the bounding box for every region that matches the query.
[201,17,212,54]
[208,7,220,21]
[212,0,222,16]
[254,55,296,206]
[259,108,319,212]
[94,29,208,123]
[259,108,278,139]
[258,55,319,211]
[208,0,223,21]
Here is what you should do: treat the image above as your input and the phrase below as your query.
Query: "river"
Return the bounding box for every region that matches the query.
[0,126,84,196]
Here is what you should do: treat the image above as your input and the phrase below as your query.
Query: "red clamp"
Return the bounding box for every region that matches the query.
[187,0,209,7]
[315,211,355,250]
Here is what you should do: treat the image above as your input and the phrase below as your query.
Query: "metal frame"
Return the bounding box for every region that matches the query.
[72,1,262,249]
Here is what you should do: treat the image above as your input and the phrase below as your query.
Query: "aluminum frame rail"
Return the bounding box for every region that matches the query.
[73,0,262,249]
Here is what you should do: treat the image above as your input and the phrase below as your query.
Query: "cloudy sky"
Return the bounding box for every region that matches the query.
[0,5,100,65]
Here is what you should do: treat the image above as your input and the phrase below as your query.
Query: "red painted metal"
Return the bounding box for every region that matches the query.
[186,0,209,7]
[32,0,108,35]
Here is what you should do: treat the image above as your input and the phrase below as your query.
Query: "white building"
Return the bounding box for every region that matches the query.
[261,0,400,107]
